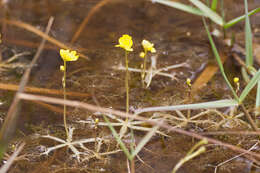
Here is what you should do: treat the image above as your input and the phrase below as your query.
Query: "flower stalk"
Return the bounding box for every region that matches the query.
[140,40,156,86]
[115,34,133,114]
[59,49,79,139]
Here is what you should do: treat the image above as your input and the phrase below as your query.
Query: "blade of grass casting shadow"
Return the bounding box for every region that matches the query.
[0,17,54,159]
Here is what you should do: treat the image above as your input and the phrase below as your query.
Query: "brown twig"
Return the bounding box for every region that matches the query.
[32,101,64,115]
[70,0,111,44]
[17,93,260,162]
[200,130,260,136]
[0,19,89,60]
[232,52,252,75]
[0,142,25,173]
[0,83,90,98]
[241,103,259,131]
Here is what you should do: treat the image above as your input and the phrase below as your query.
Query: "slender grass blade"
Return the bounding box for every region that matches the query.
[102,115,132,160]
[189,0,223,26]
[256,82,260,113]
[130,125,159,159]
[135,99,238,114]
[239,69,260,103]
[203,18,239,100]
[224,8,260,29]
[153,0,204,16]
[244,0,253,67]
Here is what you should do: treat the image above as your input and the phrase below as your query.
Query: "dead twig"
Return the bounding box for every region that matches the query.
[0,19,89,60]
[0,142,25,173]
[0,83,90,98]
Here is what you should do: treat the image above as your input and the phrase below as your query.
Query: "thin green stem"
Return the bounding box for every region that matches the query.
[141,50,147,87]
[125,51,129,114]
[63,61,69,139]
[143,50,147,79]
[142,50,147,81]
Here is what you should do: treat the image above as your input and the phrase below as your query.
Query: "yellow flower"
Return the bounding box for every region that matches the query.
[186,78,191,87]
[233,77,239,84]
[115,34,133,52]
[60,65,65,71]
[60,49,79,62]
[139,52,145,58]
[142,40,156,53]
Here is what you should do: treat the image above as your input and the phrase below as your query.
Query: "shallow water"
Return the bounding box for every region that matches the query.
[1,0,260,173]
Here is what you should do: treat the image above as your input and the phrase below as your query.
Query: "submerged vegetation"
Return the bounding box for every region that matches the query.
[0,0,260,173]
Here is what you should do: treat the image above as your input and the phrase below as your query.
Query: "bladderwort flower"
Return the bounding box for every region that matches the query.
[115,34,133,52]
[233,77,239,83]
[142,40,156,53]
[140,39,156,86]
[60,49,79,139]
[233,77,240,93]
[60,49,79,62]
[139,52,145,58]
[186,78,192,87]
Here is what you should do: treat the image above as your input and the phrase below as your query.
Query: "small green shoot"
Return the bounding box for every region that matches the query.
[172,139,208,173]
[211,0,218,11]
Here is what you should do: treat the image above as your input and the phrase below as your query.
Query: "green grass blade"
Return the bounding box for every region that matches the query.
[211,0,218,11]
[244,0,253,67]
[153,0,204,16]
[256,82,260,112]
[239,69,260,103]
[224,7,260,29]
[130,125,159,159]
[189,0,223,26]
[203,18,239,100]
[102,115,132,160]
[135,99,238,114]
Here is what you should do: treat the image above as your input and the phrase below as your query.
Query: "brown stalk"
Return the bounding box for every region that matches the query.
[18,93,260,162]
